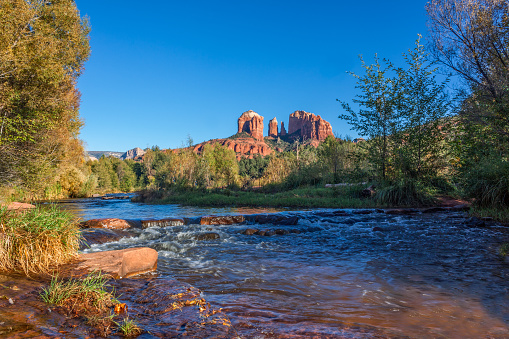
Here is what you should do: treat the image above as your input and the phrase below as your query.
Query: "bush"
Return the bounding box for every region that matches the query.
[376,179,437,207]
[462,157,509,208]
[0,205,80,275]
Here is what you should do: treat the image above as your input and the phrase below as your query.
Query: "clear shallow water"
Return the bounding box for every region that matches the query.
[57,198,509,338]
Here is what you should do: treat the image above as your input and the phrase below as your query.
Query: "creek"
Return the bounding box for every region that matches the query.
[56,196,509,338]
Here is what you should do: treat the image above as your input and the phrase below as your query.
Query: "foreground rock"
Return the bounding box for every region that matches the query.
[81,218,132,230]
[77,247,158,279]
[0,274,235,338]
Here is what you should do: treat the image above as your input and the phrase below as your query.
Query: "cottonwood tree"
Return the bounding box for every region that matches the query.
[393,37,452,179]
[339,38,452,182]
[338,56,402,180]
[0,0,90,193]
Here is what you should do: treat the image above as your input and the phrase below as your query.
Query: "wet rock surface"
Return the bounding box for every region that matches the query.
[80,228,133,250]
[141,218,185,228]
[200,215,245,225]
[81,218,132,230]
[77,247,158,279]
[0,274,236,338]
[195,232,221,241]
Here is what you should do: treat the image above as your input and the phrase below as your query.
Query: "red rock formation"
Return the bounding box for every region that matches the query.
[193,138,272,159]
[268,117,278,138]
[237,110,264,140]
[288,110,333,141]
[280,121,287,136]
[81,218,132,230]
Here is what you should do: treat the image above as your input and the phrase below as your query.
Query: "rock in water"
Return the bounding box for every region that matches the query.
[77,247,158,279]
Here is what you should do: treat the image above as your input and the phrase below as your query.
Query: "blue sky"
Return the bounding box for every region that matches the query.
[75,0,430,152]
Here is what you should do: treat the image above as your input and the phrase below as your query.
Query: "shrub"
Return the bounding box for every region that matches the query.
[0,205,80,275]
[376,179,437,207]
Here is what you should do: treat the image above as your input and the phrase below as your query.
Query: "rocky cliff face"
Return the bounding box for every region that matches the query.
[268,117,278,138]
[237,110,264,140]
[280,121,287,136]
[288,110,333,141]
[121,147,146,160]
[193,138,272,159]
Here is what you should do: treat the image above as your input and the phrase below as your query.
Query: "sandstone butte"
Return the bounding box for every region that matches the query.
[153,109,334,159]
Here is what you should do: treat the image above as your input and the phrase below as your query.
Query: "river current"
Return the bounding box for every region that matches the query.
[55,196,509,338]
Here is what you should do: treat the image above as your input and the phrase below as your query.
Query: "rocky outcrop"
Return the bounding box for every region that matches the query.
[193,138,272,159]
[280,121,287,136]
[288,110,333,141]
[268,117,278,138]
[77,247,158,279]
[237,110,264,140]
[120,147,145,160]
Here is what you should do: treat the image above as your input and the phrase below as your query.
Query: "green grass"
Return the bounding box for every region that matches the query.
[41,271,117,319]
[138,185,380,209]
[116,317,142,337]
[470,206,509,223]
[499,243,509,257]
[0,205,80,275]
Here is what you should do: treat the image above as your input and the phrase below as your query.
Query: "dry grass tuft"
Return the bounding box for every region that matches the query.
[0,205,80,275]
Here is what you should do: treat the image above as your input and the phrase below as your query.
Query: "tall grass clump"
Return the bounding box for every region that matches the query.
[376,179,437,207]
[463,157,509,208]
[0,205,80,275]
[41,271,116,316]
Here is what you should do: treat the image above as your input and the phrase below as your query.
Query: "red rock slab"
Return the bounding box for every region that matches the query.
[81,218,131,230]
[77,247,158,279]
[200,215,245,225]
[1,202,36,211]
[141,218,184,228]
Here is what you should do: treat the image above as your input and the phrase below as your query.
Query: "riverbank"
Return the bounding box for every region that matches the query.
[134,186,384,209]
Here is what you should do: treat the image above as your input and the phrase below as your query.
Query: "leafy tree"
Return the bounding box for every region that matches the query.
[338,55,401,180]
[0,0,90,194]
[392,37,452,179]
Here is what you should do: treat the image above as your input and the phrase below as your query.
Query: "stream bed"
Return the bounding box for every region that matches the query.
[55,197,509,338]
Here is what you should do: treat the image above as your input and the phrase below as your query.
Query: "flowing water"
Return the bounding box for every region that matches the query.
[55,196,509,338]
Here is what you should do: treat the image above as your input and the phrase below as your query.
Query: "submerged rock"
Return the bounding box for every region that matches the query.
[141,218,185,228]
[200,215,245,225]
[79,228,133,249]
[195,232,221,241]
[81,218,132,230]
[243,228,258,235]
[77,247,158,279]
[384,209,419,215]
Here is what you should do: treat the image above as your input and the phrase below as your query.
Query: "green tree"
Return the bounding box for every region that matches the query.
[392,37,452,179]
[338,55,401,180]
[0,0,90,194]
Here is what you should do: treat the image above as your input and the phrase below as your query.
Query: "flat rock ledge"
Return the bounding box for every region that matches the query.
[0,202,36,211]
[77,247,158,279]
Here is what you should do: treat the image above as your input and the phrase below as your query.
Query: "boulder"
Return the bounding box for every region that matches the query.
[141,218,185,228]
[254,215,299,226]
[200,215,245,225]
[195,232,220,241]
[77,247,158,279]
[243,228,258,235]
[237,110,264,140]
[81,218,131,230]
